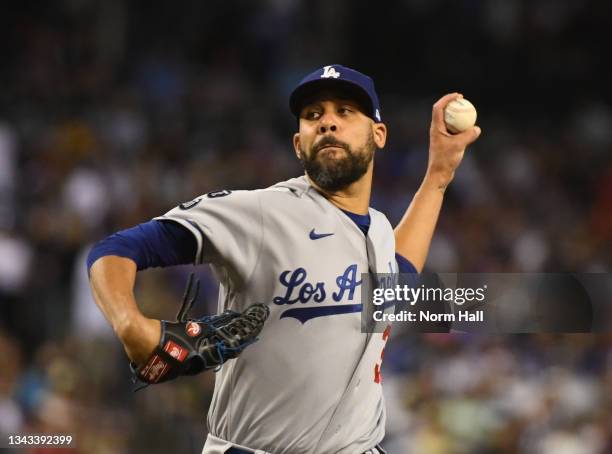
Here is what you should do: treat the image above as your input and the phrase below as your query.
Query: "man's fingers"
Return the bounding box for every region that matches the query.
[456,125,482,145]
[431,93,463,132]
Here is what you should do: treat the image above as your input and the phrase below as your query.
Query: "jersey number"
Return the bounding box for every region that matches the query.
[374,325,391,384]
[179,197,202,210]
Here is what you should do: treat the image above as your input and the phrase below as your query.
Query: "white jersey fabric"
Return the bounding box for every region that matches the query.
[154,176,398,454]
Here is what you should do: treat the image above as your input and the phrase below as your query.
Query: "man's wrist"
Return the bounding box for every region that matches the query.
[115,310,146,341]
[422,169,453,194]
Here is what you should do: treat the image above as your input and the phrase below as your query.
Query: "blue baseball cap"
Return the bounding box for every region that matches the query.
[289,64,382,122]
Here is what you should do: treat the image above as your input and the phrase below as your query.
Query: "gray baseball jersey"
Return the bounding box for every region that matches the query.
[154,175,398,454]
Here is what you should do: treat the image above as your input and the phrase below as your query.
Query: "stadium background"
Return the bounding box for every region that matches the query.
[1,1,611,452]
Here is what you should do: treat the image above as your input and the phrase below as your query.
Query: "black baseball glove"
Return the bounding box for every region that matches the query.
[131,274,269,388]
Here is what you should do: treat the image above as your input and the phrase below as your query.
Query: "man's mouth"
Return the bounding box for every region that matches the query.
[316,143,347,156]
[319,145,344,152]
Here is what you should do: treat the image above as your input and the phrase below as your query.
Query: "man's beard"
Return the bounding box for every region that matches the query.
[300,133,376,192]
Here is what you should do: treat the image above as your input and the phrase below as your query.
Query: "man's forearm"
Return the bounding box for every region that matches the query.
[394,173,446,273]
[89,255,160,364]
[89,256,140,336]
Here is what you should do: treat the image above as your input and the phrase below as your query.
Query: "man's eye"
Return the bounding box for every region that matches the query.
[306,111,321,120]
[338,107,353,115]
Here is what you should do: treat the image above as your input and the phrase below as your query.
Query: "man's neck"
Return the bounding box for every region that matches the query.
[306,164,373,215]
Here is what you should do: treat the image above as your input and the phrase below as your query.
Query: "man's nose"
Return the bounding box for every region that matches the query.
[318,113,338,134]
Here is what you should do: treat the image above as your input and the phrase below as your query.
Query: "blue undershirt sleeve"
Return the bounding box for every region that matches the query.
[395,253,418,274]
[86,220,197,272]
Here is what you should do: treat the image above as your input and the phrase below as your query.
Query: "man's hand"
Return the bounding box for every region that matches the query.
[426,93,481,191]
[119,315,161,366]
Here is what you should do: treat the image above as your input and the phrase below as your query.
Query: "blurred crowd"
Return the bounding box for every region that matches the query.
[0,1,611,453]
[383,333,612,453]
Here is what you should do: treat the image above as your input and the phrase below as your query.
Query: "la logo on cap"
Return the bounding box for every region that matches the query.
[321,66,340,79]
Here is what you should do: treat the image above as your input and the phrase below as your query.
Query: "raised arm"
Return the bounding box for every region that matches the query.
[394,93,481,272]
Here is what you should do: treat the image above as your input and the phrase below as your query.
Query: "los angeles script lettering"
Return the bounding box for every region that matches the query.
[273,264,362,305]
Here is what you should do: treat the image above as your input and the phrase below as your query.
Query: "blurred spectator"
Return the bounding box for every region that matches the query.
[0,334,25,437]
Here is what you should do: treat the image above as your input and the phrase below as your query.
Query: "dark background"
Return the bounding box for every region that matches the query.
[0,1,611,452]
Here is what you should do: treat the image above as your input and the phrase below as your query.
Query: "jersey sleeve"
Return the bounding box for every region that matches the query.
[154,190,264,285]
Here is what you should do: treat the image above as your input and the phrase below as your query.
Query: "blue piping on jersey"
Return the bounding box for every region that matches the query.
[186,219,207,264]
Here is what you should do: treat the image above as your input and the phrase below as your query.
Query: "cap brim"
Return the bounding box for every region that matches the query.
[289,79,375,119]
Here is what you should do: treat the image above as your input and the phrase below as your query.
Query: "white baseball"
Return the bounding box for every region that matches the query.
[444,98,477,134]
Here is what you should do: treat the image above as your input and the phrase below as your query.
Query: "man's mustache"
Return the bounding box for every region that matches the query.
[313,136,350,154]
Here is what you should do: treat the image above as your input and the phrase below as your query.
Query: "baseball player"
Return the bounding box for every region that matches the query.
[87,64,480,453]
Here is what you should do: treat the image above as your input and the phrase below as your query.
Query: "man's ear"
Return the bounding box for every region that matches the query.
[293,132,302,159]
[373,122,387,149]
